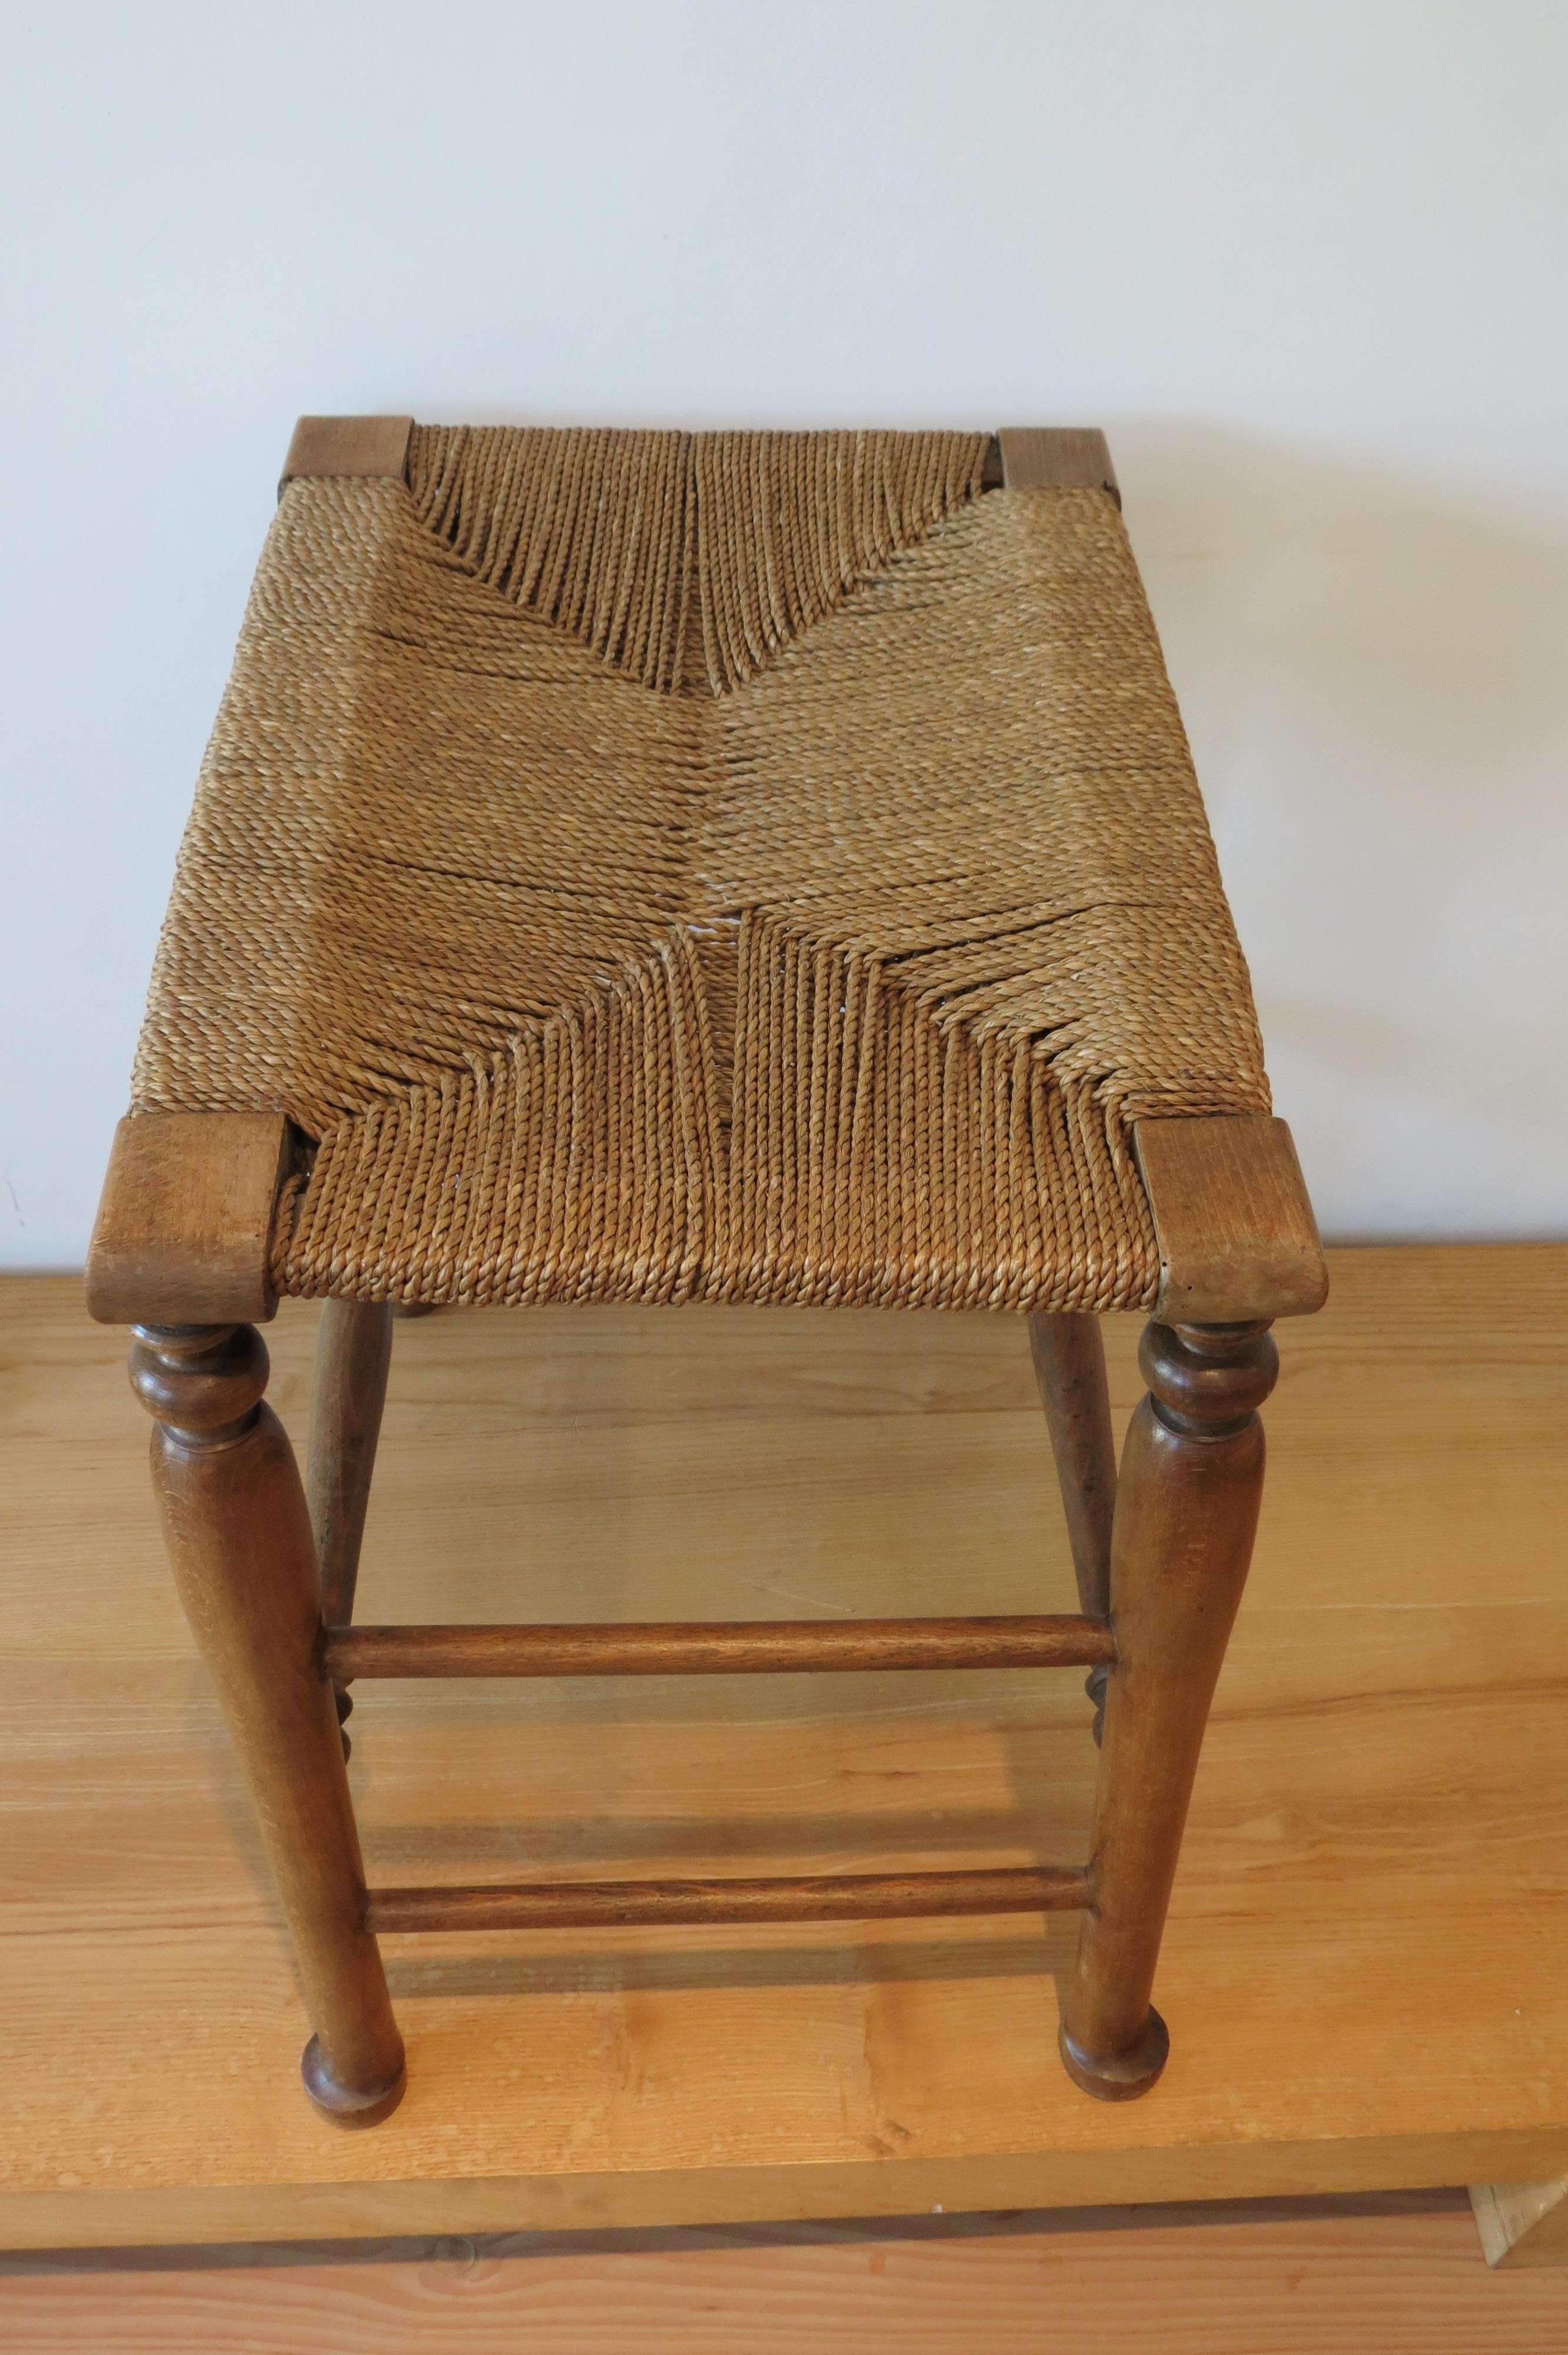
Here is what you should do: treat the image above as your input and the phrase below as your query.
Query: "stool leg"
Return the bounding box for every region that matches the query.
[307,1301,394,1753]
[131,1322,406,2126]
[1027,1312,1117,1735]
[1059,1318,1278,2100]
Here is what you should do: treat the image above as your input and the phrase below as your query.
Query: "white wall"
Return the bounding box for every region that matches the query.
[4,1,1564,1263]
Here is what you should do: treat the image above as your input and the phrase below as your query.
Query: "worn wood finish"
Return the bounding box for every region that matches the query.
[84,1112,290,1327]
[280,414,413,489]
[368,1866,1089,1935]
[1062,1319,1278,2099]
[328,1614,1114,1682]
[997,426,1121,503]
[1026,1317,1117,1618]
[5,1249,1568,2248]
[1470,2177,1568,2267]
[1028,1313,1117,1731]
[308,1301,394,1753]
[10,2204,1567,2355]
[309,1302,394,1629]
[131,1322,405,2127]
[1133,1116,1328,1324]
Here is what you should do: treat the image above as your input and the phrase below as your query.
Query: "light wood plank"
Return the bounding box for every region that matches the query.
[4,2205,1567,2354]
[1,1248,1566,2248]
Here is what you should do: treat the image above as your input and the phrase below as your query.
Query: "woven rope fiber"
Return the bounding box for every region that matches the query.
[131,426,1270,1312]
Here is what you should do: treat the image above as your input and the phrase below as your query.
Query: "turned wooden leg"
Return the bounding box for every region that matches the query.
[308,1300,394,1754]
[132,1322,406,2126]
[1059,1317,1278,2101]
[1028,1312,1117,1733]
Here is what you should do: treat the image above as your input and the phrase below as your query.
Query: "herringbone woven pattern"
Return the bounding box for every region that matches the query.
[130,427,1270,1311]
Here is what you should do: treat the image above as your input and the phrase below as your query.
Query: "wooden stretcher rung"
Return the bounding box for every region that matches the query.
[324,1614,1116,1681]
[366,1866,1091,1934]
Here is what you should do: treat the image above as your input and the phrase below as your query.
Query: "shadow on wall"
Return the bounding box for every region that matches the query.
[1112,424,1568,1240]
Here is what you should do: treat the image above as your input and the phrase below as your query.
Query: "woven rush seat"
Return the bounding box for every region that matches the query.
[85,417,1327,2126]
[129,420,1271,1314]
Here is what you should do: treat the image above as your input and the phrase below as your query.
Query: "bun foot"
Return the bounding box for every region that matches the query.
[1058,2006,1169,2101]
[301,2034,407,2128]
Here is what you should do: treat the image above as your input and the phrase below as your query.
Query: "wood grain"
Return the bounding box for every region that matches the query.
[1,1247,1566,2248]
[133,1323,404,2121]
[367,1866,1088,1934]
[1132,1116,1328,1322]
[328,1615,1114,1680]
[1028,1311,1118,1732]
[1026,1315,1116,1623]
[3,2206,1566,2354]
[84,1112,290,1326]
[310,1301,394,1631]
[310,1300,395,1753]
[1062,1321,1277,2097]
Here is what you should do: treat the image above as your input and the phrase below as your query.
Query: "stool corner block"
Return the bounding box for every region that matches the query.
[1133,1113,1329,1326]
[279,415,413,495]
[85,1110,294,1328]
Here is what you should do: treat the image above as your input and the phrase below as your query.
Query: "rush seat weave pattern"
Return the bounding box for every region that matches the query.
[129,426,1270,1313]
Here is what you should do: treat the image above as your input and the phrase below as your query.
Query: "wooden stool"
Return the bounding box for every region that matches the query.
[87,420,1326,2127]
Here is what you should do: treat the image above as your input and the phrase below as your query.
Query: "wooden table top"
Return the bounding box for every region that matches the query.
[1,1246,1565,2249]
